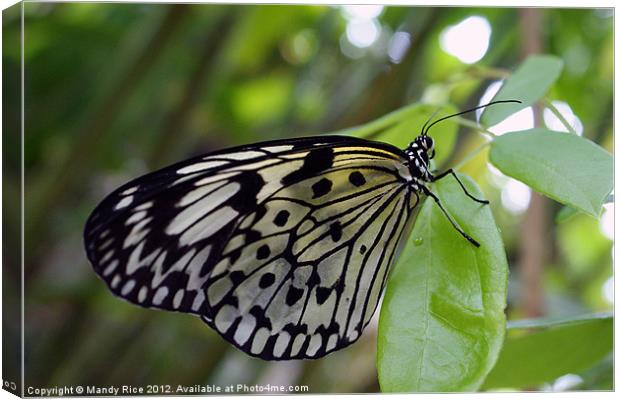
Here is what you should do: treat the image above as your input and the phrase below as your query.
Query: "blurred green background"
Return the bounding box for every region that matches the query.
[2,3,613,392]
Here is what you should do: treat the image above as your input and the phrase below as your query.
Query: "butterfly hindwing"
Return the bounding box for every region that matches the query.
[203,165,418,359]
[84,135,416,359]
[200,146,419,359]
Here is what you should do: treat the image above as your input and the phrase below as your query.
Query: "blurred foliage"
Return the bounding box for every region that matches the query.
[3,3,612,393]
[483,313,613,390]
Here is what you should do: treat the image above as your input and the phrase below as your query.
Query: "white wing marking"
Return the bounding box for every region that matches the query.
[114,195,134,210]
[178,206,239,247]
[177,160,229,174]
[166,183,240,235]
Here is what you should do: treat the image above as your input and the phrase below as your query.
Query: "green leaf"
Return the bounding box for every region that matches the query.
[339,102,424,139]
[481,55,564,126]
[373,104,458,167]
[353,103,429,144]
[555,205,580,223]
[378,174,508,392]
[489,128,613,217]
[345,102,458,167]
[482,313,613,390]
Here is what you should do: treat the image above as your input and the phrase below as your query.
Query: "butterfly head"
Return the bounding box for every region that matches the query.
[418,135,435,159]
[404,135,435,181]
[406,99,522,174]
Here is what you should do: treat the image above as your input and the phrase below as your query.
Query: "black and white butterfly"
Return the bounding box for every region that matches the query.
[84,100,518,360]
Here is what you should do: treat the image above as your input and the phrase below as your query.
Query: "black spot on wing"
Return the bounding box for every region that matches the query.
[229,171,264,213]
[349,171,366,186]
[286,286,304,306]
[245,229,262,243]
[259,272,276,288]
[315,287,331,305]
[273,210,290,227]
[229,271,245,285]
[221,294,239,308]
[228,247,242,264]
[307,269,321,287]
[311,178,332,198]
[281,147,334,185]
[329,221,342,242]
[256,244,270,260]
[250,305,273,329]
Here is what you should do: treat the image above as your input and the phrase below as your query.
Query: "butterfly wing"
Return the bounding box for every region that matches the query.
[84,135,418,359]
[85,136,354,314]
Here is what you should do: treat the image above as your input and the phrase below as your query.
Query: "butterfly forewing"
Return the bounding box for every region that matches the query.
[84,135,416,360]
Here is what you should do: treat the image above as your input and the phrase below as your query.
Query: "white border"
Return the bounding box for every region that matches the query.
[0,2,616,399]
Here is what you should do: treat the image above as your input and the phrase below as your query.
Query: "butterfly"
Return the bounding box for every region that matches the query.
[83,100,519,360]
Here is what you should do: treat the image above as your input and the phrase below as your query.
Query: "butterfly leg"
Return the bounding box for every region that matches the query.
[420,185,480,247]
[430,169,489,205]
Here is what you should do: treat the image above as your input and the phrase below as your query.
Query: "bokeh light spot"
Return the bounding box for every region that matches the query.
[340,5,384,52]
[501,179,531,215]
[599,203,613,240]
[550,374,584,391]
[439,16,491,64]
[602,275,613,305]
[346,18,381,48]
[489,107,535,135]
[341,5,384,20]
[486,163,508,188]
[479,81,534,134]
[543,100,584,135]
[388,31,411,63]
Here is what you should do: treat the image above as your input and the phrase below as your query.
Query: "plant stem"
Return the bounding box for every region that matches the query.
[454,116,497,138]
[518,7,547,319]
[543,98,578,135]
[331,102,424,138]
[446,65,510,85]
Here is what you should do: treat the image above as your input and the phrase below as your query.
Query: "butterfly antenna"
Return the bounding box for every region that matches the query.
[422,99,522,136]
[420,107,443,137]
